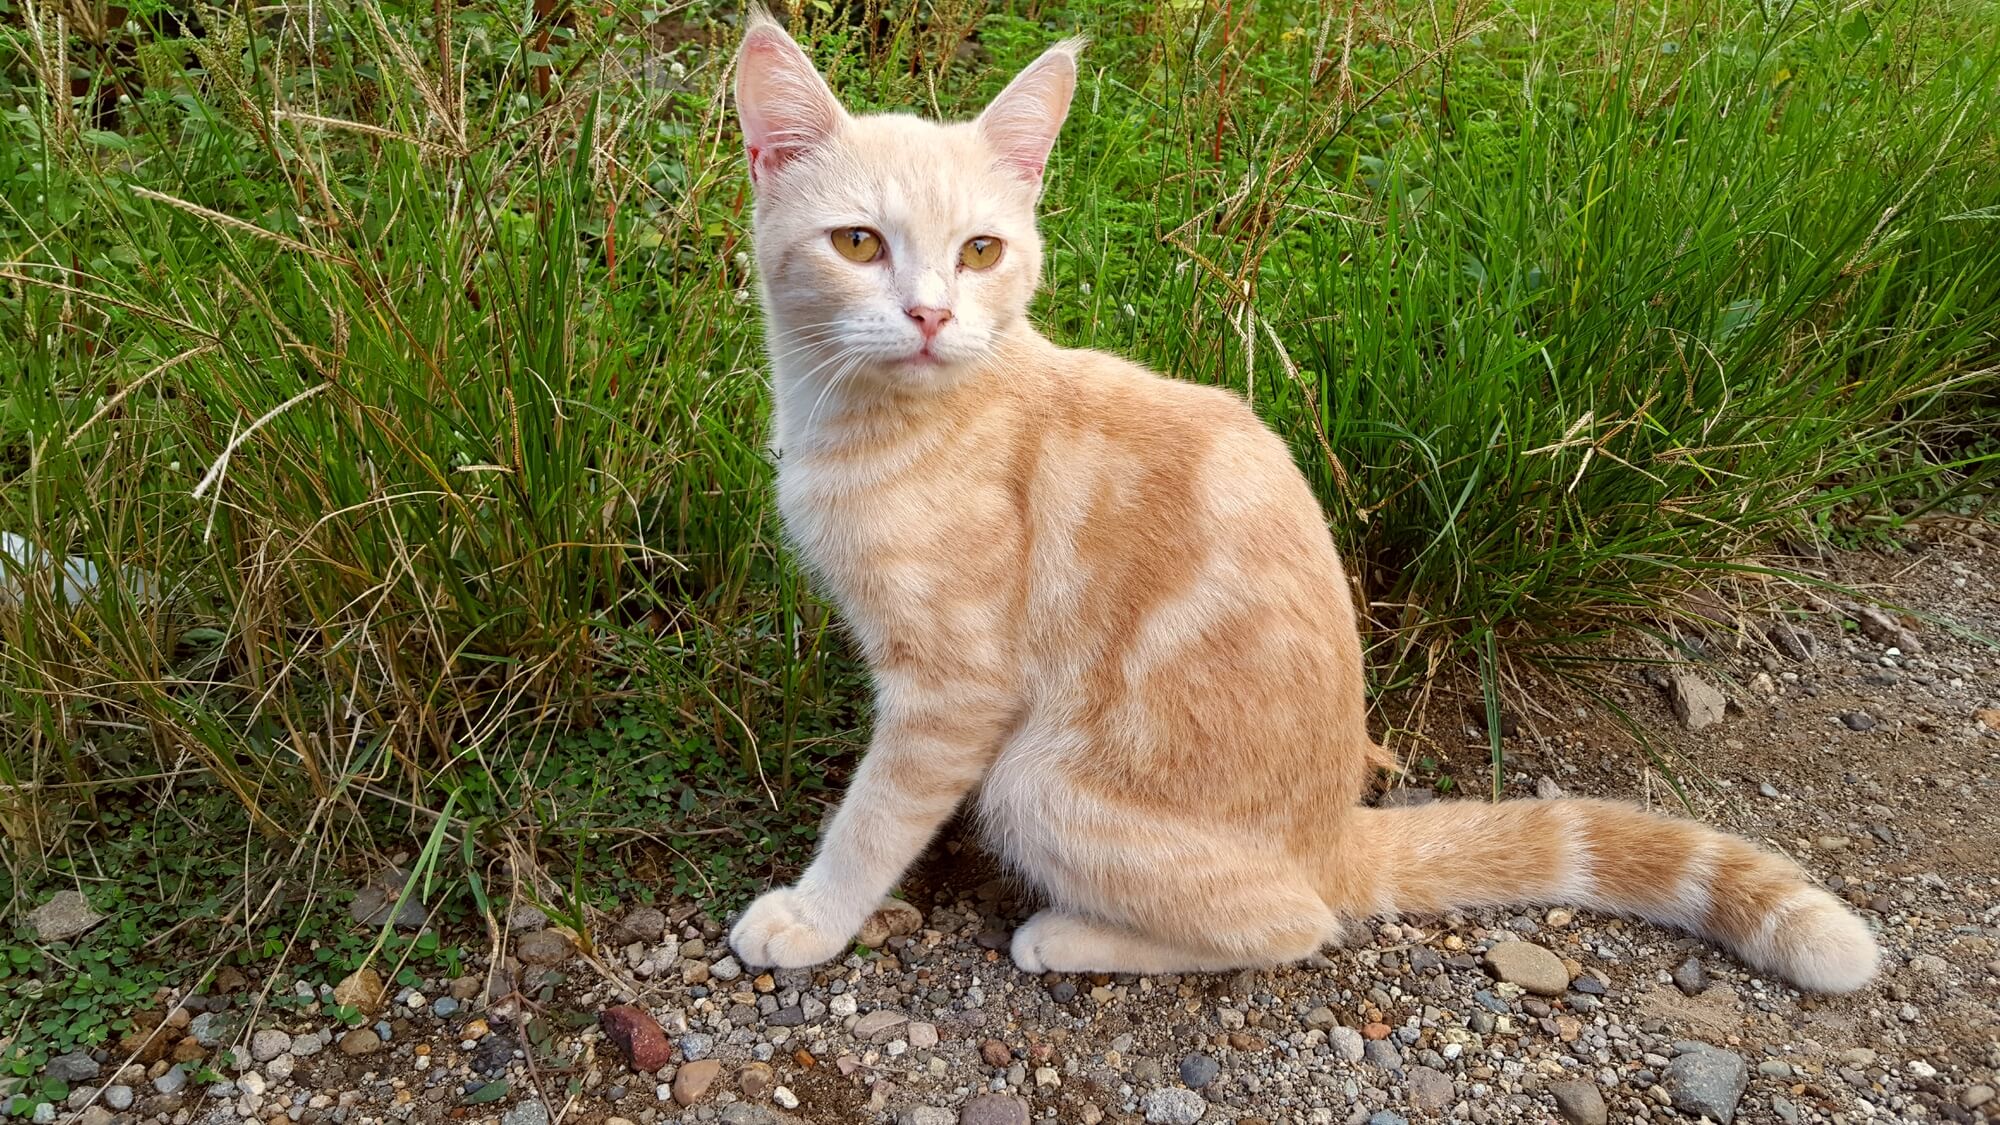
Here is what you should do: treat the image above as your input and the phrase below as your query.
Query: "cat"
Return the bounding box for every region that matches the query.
[724,11,1879,994]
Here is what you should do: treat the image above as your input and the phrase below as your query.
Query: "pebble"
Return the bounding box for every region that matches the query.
[738,1061,774,1099]
[501,1100,550,1125]
[710,956,743,982]
[250,1029,291,1061]
[1406,1065,1455,1111]
[44,1052,99,1083]
[152,1066,188,1095]
[1666,1043,1749,1124]
[1962,1086,1996,1110]
[1178,1053,1219,1088]
[1483,941,1571,995]
[771,1086,798,1109]
[958,1093,1031,1125]
[515,930,571,965]
[672,1058,720,1105]
[853,1009,909,1042]
[1548,1078,1607,1125]
[102,1087,134,1112]
[1668,672,1728,730]
[337,1029,383,1056]
[1141,1087,1208,1124]
[907,1021,939,1050]
[1329,1027,1365,1062]
[1840,712,1876,732]
[1671,957,1708,995]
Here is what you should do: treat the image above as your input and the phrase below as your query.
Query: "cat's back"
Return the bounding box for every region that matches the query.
[1012,343,1332,556]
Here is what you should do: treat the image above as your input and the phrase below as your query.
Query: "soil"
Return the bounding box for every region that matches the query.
[43,522,2000,1125]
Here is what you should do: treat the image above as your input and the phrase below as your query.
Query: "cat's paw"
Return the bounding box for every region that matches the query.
[1010,910,1100,974]
[730,887,851,968]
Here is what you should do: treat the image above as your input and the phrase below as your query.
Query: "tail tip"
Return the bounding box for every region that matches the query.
[1762,897,1879,994]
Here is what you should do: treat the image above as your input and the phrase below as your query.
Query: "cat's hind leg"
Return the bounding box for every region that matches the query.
[1010,891,1339,974]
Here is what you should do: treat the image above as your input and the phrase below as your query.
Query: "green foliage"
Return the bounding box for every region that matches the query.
[0,0,1994,1080]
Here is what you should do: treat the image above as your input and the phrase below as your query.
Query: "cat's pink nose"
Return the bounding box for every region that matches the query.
[905,305,953,340]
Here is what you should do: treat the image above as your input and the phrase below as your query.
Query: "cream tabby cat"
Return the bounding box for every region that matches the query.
[726,13,1879,993]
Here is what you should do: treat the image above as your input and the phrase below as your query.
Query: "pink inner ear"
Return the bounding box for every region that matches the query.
[977,48,1079,186]
[737,26,844,187]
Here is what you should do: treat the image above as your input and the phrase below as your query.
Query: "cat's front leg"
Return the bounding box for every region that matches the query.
[731,678,1016,968]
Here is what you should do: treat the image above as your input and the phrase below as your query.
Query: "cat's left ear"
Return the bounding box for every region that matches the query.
[976,39,1084,189]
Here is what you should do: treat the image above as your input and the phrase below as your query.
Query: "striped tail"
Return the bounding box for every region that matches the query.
[1359,797,1878,993]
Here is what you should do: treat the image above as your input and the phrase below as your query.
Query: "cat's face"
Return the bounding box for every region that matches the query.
[735,14,1079,394]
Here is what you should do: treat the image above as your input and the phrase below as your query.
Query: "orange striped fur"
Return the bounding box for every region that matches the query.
[724,14,1878,994]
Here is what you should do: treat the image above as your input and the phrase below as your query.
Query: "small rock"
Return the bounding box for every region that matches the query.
[45,1051,100,1083]
[1961,1086,1995,1111]
[1666,1043,1749,1124]
[332,966,387,1014]
[337,1029,382,1056]
[907,1022,938,1050]
[903,1109,955,1125]
[709,955,743,982]
[26,891,105,943]
[1367,1114,1408,1125]
[1535,777,1564,800]
[1407,1066,1454,1111]
[738,1061,774,1099]
[855,898,925,948]
[772,1087,798,1110]
[1840,712,1876,732]
[348,867,428,930]
[1548,1079,1607,1125]
[515,930,571,965]
[1672,957,1708,995]
[507,903,548,933]
[1178,1053,1219,1088]
[1758,782,1781,799]
[1303,1005,1337,1030]
[672,1059,720,1106]
[980,1040,1011,1068]
[1483,941,1571,995]
[1141,1087,1207,1124]
[152,1066,188,1095]
[1329,1027,1364,1063]
[958,1094,1031,1125]
[249,1030,291,1062]
[617,907,668,944]
[1363,1039,1402,1069]
[501,1100,549,1125]
[1766,623,1814,662]
[1850,605,1921,653]
[600,1005,675,1072]
[853,1010,908,1042]
[1668,672,1728,730]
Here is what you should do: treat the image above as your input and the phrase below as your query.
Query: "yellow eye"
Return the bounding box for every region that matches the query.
[960,236,1003,270]
[831,227,882,262]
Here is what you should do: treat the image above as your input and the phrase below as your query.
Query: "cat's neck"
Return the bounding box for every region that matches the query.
[766,323,1046,460]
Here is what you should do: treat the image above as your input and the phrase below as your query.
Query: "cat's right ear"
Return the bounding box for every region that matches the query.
[735,11,846,187]
[976,38,1084,190]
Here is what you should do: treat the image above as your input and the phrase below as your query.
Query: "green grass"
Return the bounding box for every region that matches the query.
[0,0,1997,1089]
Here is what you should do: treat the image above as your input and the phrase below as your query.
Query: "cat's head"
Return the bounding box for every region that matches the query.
[735,11,1079,392]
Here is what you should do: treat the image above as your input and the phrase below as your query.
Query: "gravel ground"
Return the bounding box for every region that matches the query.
[31,527,2000,1125]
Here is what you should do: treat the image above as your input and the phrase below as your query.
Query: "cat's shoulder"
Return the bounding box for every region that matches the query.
[1037,343,1261,426]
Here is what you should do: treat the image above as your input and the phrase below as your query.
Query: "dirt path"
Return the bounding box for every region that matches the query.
[46,525,2000,1125]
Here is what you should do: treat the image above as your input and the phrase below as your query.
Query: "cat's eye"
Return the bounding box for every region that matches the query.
[960,236,1003,270]
[831,227,883,263]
